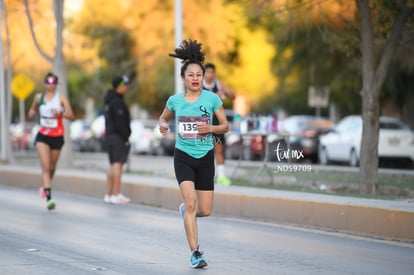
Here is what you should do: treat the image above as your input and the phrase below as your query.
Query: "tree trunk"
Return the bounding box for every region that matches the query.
[52,0,72,168]
[357,0,413,194]
[357,0,378,194]
[54,52,73,168]
[359,91,380,194]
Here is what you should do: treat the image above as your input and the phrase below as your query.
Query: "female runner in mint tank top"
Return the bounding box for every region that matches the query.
[159,40,229,269]
[28,72,74,210]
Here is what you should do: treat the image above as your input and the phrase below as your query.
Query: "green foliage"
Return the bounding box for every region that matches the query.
[135,56,174,117]
[236,1,361,116]
[66,65,94,118]
[85,26,136,85]
[240,0,414,121]
[73,25,137,112]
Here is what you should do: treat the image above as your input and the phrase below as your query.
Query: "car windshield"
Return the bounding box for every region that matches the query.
[335,116,362,133]
[380,120,409,130]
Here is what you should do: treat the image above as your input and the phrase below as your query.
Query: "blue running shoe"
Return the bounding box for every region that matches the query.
[179,203,185,218]
[190,247,207,268]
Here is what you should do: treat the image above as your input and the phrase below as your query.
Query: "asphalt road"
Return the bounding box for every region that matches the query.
[1,185,413,275]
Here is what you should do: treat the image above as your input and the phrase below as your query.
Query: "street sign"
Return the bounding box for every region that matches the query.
[308,86,329,108]
[11,74,35,101]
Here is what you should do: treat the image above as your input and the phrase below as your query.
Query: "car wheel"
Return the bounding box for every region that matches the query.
[319,147,329,165]
[349,149,359,167]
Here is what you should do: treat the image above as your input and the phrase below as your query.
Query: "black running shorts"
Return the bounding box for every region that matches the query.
[35,133,64,150]
[174,148,215,191]
[105,134,130,164]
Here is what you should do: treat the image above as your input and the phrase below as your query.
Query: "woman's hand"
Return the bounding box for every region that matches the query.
[159,120,170,136]
[197,121,211,134]
[28,108,36,118]
[52,108,64,117]
[159,107,172,136]
[217,91,226,100]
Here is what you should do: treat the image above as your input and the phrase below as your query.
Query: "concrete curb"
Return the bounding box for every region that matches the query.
[1,165,414,242]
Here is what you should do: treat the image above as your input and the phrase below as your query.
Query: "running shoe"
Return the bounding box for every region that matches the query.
[179,202,185,218]
[39,187,46,199]
[47,199,56,210]
[217,176,231,186]
[190,247,207,268]
[110,194,130,204]
[104,194,111,204]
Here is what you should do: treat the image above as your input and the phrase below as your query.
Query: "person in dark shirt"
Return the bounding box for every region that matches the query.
[103,75,132,204]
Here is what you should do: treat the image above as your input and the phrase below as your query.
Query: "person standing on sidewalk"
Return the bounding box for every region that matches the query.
[159,39,229,268]
[202,63,235,186]
[28,72,74,210]
[103,75,132,204]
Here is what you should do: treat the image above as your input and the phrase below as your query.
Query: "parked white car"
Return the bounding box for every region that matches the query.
[130,119,157,154]
[70,119,103,152]
[319,115,414,167]
[91,115,106,139]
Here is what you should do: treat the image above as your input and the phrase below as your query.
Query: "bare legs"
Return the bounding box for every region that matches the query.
[106,162,124,196]
[214,143,225,165]
[36,142,61,189]
[179,181,214,251]
[215,142,231,185]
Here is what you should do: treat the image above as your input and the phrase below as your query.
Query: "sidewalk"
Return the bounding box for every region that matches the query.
[1,153,414,242]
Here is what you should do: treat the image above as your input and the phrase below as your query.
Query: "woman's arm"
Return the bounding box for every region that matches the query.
[218,80,236,100]
[159,106,173,136]
[198,106,229,135]
[59,95,75,120]
[212,106,229,134]
[27,93,40,118]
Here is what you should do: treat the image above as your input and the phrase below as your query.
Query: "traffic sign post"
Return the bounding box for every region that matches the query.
[12,74,35,125]
[308,86,329,117]
[12,74,35,101]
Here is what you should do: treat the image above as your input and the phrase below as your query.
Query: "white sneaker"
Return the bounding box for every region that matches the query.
[104,194,111,204]
[110,194,130,204]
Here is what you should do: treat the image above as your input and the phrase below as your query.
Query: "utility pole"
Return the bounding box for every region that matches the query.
[0,0,8,161]
[174,0,182,94]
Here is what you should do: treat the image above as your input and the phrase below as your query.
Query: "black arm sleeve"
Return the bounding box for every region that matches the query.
[111,99,131,141]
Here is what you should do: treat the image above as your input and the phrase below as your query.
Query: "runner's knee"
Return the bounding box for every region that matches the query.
[197,205,212,217]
